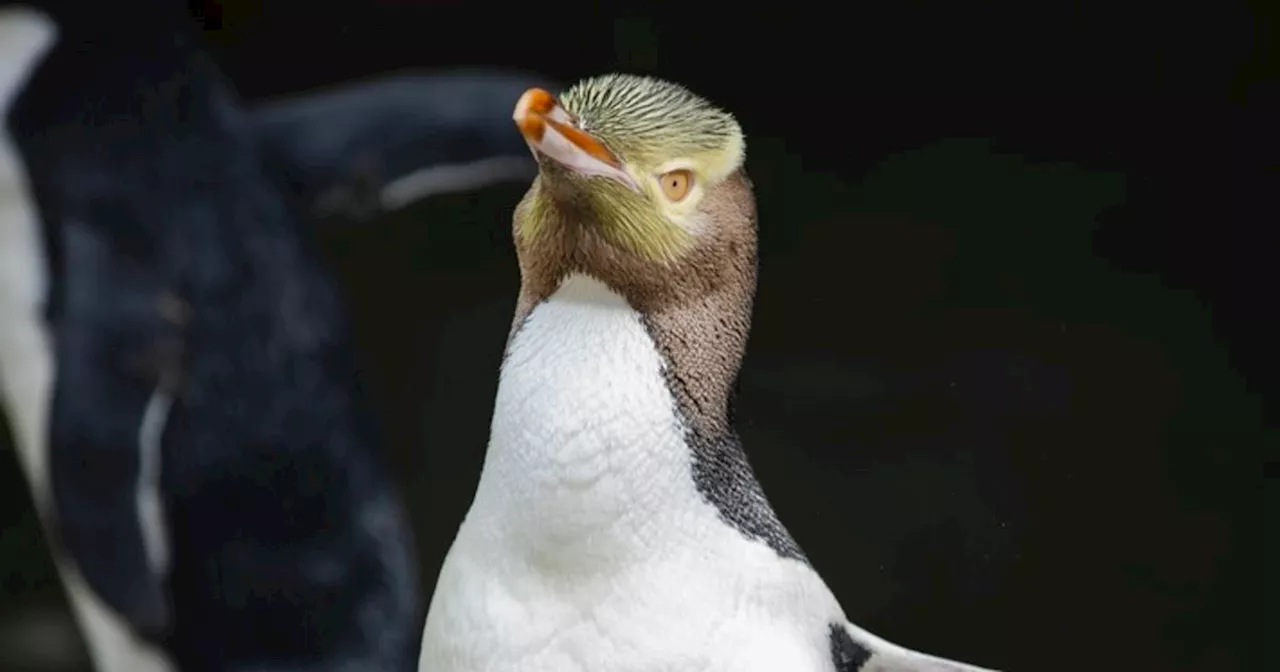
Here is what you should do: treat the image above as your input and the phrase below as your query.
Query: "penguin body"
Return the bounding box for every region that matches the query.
[418,75,997,671]
[422,273,844,671]
[1,2,424,670]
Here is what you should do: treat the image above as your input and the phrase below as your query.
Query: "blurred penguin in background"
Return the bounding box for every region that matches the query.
[0,0,552,670]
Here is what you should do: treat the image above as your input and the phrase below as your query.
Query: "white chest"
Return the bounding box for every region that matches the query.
[419,274,842,672]
[476,273,696,565]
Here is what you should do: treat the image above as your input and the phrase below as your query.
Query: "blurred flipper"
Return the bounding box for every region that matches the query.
[249,70,561,221]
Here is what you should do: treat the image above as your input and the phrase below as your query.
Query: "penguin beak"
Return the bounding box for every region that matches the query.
[513,88,641,192]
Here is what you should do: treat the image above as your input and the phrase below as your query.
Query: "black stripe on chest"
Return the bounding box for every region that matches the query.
[683,428,808,563]
[641,313,808,563]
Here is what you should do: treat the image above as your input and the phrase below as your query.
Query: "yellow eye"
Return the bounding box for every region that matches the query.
[658,169,693,202]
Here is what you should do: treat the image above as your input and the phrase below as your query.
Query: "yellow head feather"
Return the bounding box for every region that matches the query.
[521,74,745,264]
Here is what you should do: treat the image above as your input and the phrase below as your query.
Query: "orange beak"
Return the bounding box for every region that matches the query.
[513,88,640,192]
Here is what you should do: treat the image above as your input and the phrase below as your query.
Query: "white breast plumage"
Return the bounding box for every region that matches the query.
[418,273,843,672]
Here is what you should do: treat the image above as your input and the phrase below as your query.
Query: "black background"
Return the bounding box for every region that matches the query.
[1,1,1272,670]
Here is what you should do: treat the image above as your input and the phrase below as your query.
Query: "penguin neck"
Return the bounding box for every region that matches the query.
[472,272,752,571]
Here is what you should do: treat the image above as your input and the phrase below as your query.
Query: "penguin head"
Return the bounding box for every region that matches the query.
[510,74,758,307]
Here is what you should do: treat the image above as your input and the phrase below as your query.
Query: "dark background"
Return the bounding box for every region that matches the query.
[1,1,1272,670]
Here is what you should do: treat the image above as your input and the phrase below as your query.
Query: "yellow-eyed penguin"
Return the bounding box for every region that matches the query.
[417,74,1000,671]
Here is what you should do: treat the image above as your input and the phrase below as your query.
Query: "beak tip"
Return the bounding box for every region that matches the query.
[513,87,556,144]
[513,87,555,121]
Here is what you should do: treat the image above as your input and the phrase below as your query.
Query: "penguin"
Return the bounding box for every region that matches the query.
[416,75,1000,671]
[0,1,458,670]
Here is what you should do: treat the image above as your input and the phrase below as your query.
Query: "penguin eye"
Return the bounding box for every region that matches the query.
[657,169,693,202]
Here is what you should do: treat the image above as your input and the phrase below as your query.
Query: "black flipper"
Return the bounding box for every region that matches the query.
[47,220,180,641]
[248,70,561,221]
